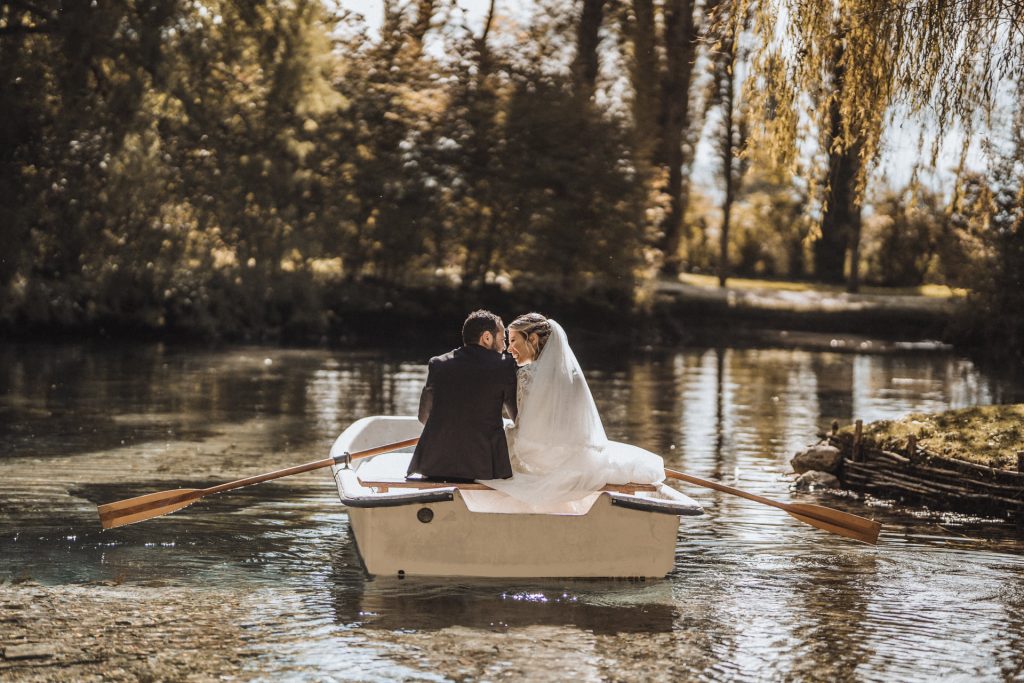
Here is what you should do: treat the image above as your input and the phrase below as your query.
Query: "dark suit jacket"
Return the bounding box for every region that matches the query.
[407,344,518,480]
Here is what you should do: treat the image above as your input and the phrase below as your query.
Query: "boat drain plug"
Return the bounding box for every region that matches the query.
[417,507,434,523]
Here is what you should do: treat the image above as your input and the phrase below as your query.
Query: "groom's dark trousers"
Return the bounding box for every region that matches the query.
[407,344,518,481]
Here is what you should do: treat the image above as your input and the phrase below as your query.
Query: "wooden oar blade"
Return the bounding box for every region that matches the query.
[98,489,201,529]
[786,504,882,545]
[665,467,882,544]
[786,502,881,536]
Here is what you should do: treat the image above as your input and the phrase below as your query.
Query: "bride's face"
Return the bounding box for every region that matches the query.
[507,329,535,364]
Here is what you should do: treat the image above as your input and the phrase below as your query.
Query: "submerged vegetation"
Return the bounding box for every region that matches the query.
[0,1,1022,354]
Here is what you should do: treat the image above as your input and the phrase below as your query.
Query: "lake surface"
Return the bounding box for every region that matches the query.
[2,340,1024,681]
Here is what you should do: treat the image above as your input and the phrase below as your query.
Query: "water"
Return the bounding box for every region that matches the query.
[2,341,1023,680]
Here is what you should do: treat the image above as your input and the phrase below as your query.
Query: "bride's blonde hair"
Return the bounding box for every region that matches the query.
[509,313,552,359]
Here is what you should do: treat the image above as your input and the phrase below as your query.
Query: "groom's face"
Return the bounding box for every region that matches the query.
[480,324,506,353]
[491,324,507,353]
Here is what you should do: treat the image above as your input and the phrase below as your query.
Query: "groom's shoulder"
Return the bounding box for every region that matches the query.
[428,347,461,366]
[429,346,513,371]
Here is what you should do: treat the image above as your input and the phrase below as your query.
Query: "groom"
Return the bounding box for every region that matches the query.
[407,310,517,481]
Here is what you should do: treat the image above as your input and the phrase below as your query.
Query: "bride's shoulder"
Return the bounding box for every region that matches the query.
[515,362,536,388]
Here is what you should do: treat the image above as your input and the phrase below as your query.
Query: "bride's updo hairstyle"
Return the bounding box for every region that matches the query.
[509,312,552,360]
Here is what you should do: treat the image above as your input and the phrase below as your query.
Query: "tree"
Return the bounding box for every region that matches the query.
[622,0,659,166]
[704,0,753,286]
[860,188,945,287]
[429,0,515,288]
[751,0,1024,290]
[0,0,182,324]
[725,161,810,278]
[502,73,644,290]
[816,33,866,290]
[408,0,437,54]
[956,86,1024,360]
[620,0,722,277]
[572,0,607,96]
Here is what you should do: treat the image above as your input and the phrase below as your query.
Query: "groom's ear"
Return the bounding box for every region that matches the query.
[478,331,493,347]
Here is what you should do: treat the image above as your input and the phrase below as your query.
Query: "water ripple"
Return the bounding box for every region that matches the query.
[2,343,1024,680]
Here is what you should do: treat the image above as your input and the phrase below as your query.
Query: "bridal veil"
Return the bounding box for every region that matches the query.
[485,320,664,504]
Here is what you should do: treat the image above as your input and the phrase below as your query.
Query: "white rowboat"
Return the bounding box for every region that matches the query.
[331,416,703,578]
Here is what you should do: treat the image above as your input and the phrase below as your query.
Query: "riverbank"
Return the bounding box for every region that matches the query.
[855,405,1024,469]
[651,275,961,345]
[794,405,1024,520]
[1,273,964,351]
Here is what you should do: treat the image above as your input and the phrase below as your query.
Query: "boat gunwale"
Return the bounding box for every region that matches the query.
[340,488,457,509]
[329,415,703,517]
[333,468,456,508]
[335,468,702,516]
[609,493,703,516]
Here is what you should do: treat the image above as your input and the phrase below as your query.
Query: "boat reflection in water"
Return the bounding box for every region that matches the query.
[327,535,678,635]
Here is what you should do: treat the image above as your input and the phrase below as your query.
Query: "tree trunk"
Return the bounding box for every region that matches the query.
[657,0,698,277]
[718,109,734,288]
[718,27,737,288]
[0,29,29,290]
[816,38,864,288]
[382,0,402,39]
[572,0,605,97]
[465,0,498,288]
[627,0,659,163]
[471,207,501,288]
[847,214,862,292]
[719,192,732,287]
[621,0,660,267]
[409,0,436,50]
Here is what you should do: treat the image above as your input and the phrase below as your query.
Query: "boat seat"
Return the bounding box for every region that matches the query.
[357,478,659,494]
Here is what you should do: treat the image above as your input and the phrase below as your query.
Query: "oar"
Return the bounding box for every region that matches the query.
[664,468,881,544]
[97,437,420,529]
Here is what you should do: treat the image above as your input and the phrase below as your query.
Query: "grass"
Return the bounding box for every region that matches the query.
[675,273,966,299]
[853,404,1024,470]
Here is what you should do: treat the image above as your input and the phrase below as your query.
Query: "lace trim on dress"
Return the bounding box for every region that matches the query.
[507,362,535,473]
[515,362,535,418]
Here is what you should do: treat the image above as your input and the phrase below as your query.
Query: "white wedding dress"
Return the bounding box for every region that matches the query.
[481,320,665,505]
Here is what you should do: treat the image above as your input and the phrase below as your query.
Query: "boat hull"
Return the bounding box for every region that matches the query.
[347,489,682,578]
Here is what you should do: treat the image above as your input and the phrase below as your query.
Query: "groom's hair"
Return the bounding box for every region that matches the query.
[462,310,503,345]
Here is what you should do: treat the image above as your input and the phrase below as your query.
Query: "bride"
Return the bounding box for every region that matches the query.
[482,313,665,505]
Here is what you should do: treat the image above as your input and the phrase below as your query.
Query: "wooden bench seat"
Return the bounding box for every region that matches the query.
[357,479,659,494]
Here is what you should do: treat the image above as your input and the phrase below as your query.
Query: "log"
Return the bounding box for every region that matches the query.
[849,456,1024,500]
[925,452,1024,482]
[853,420,863,462]
[832,435,1024,485]
[861,447,910,466]
[876,476,1022,507]
[829,426,1024,517]
[845,464,1024,508]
